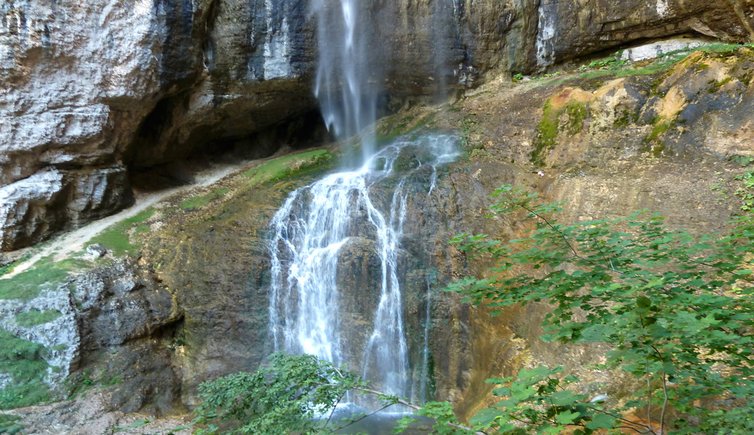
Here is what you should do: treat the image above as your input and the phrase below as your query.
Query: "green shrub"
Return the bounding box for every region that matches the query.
[446,185,754,434]
[0,414,23,434]
[194,353,363,434]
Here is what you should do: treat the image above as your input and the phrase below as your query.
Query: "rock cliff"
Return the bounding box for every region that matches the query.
[2,0,752,250]
[1,44,753,430]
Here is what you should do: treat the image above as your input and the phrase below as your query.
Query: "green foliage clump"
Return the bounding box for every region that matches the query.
[584,52,628,71]
[242,149,334,186]
[397,401,468,434]
[14,309,62,327]
[0,262,15,277]
[459,115,480,152]
[0,330,51,409]
[735,171,754,211]
[448,184,754,434]
[578,44,753,81]
[194,353,363,434]
[87,208,155,256]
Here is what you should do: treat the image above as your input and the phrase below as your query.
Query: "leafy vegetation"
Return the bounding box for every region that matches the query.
[87,208,155,256]
[242,149,334,186]
[194,353,477,434]
[0,330,51,409]
[193,353,365,434]
[736,171,754,212]
[0,261,16,277]
[15,309,62,327]
[446,184,754,434]
[577,43,754,81]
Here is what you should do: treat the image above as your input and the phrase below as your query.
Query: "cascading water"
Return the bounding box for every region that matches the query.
[268,134,460,405]
[267,0,460,414]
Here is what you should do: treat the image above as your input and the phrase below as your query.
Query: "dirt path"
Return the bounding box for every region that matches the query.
[1,161,244,279]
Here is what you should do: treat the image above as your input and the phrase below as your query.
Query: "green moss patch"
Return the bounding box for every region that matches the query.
[531,100,588,166]
[0,257,88,301]
[707,76,733,93]
[242,149,334,186]
[642,117,675,157]
[87,208,155,257]
[15,310,63,328]
[0,329,51,409]
[180,187,230,211]
[0,414,23,434]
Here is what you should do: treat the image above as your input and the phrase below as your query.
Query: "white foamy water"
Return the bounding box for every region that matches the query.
[268,134,459,401]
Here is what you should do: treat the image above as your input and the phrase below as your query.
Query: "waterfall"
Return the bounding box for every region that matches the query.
[535,0,557,68]
[267,0,461,412]
[311,0,381,160]
[268,134,460,403]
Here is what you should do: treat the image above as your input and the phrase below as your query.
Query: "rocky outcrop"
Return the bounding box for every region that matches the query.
[531,0,754,68]
[0,256,181,413]
[3,47,750,422]
[0,0,317,250]
[1,0,752,250]
[0,166,132,250]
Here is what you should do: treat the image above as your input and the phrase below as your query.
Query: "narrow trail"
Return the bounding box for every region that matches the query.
[2,161,244,279]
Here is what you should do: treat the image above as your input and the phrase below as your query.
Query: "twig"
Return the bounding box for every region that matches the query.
[352,387,485,434]
[324,392,345,429]
[520,204,583,260]
[659,371,669,435]
[331,402,394,431]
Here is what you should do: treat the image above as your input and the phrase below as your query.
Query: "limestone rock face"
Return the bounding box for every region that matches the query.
[0,166,132,250]
[0,0,315,250]
[0,257,180,413]
[1,0,752,251]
